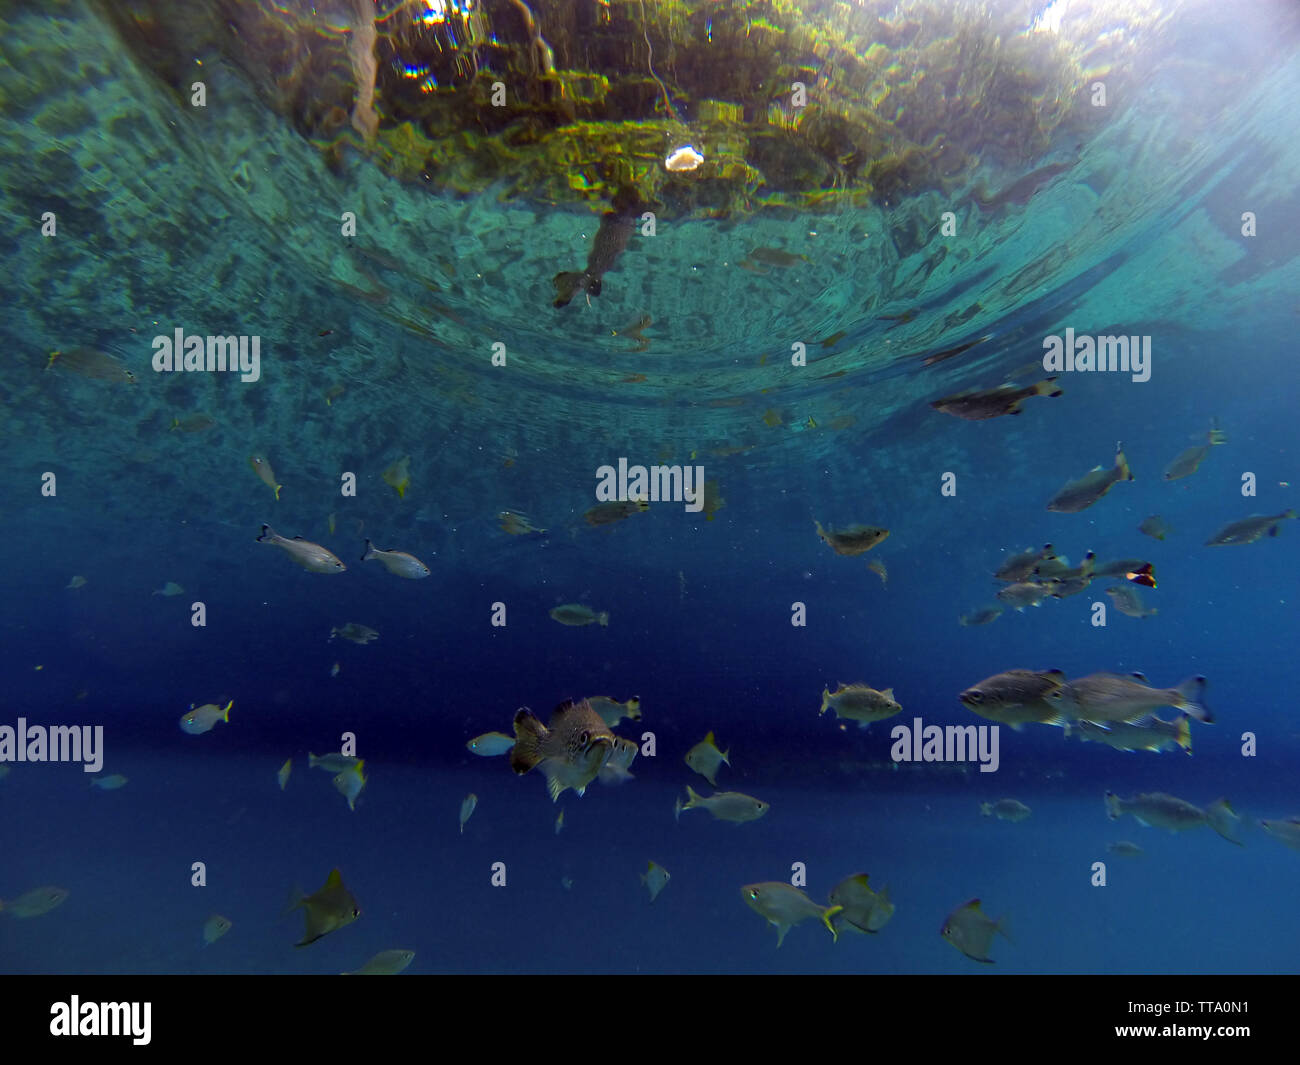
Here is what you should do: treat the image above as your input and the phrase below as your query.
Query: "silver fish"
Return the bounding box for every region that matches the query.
[257,525,347,574]
[361,540,430,578]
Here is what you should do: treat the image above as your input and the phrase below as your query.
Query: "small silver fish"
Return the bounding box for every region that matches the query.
[674,785,769,823]
[459,793,477,834]
[466,731,515,757]
[361,539,430,578]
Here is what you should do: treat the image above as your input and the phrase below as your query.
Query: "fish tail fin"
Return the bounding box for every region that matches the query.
[1104,791,1122,820]
[1079,552,1096,578]
[673,795,683,822]
[361,539,375,561]
[1207,798,1243,845]
[1175,713,1192,754]
[1035,377,1064,398]
[822,904,844,942]
[980,803,992,816]
[308,753,320,768]
[222,700,232,722]
[597,612,609,627]
[819,688,832,715]
[1114,442,1133,481]
[256,524,276,543]
[1283,509,1298,520]
[509,709,547,776]
[684,784,703,809]
[274,484,282,501]
[1174,675,1212,723]
[169,418,180,431]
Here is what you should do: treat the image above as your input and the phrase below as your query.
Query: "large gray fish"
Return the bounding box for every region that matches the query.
[510,700,616,802]
[1104,792,1241,844]
[1046,442,1133,512]
[257,525,347,573]
[1205,509,1297,546]
[959,669,1076,730]
[292,868,361,946]
[930,377,1063,420]
[553,188,644,308]
[1068,672,1211,723]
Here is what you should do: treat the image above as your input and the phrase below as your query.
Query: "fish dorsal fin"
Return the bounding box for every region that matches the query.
[852,873,871,888]
[882,688,895,700]
[1044,669,1066,679]
[704,730,716,746]
[1130,671,1147,681]
[325,869,343,890]
[965,898,983,911]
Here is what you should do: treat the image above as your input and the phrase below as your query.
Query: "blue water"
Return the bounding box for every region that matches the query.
[2,0,1300,974]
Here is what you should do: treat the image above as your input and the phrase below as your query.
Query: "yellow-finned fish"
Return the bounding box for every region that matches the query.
[941,898,1010,963]
[828,874,895,935]
[291,869,360,946]
[180,700,232,735]
[257,525,347,574]
[382,455,411,498]
[683,731,730,787]
[332,760,367,811]
[249,455,282,500]
[741,882,842,948]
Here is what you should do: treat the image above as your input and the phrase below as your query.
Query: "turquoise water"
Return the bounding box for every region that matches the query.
[2,0,1299,975]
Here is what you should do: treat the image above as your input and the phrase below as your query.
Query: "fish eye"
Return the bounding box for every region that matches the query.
[579,731,589,745]
[967,692,984,704]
